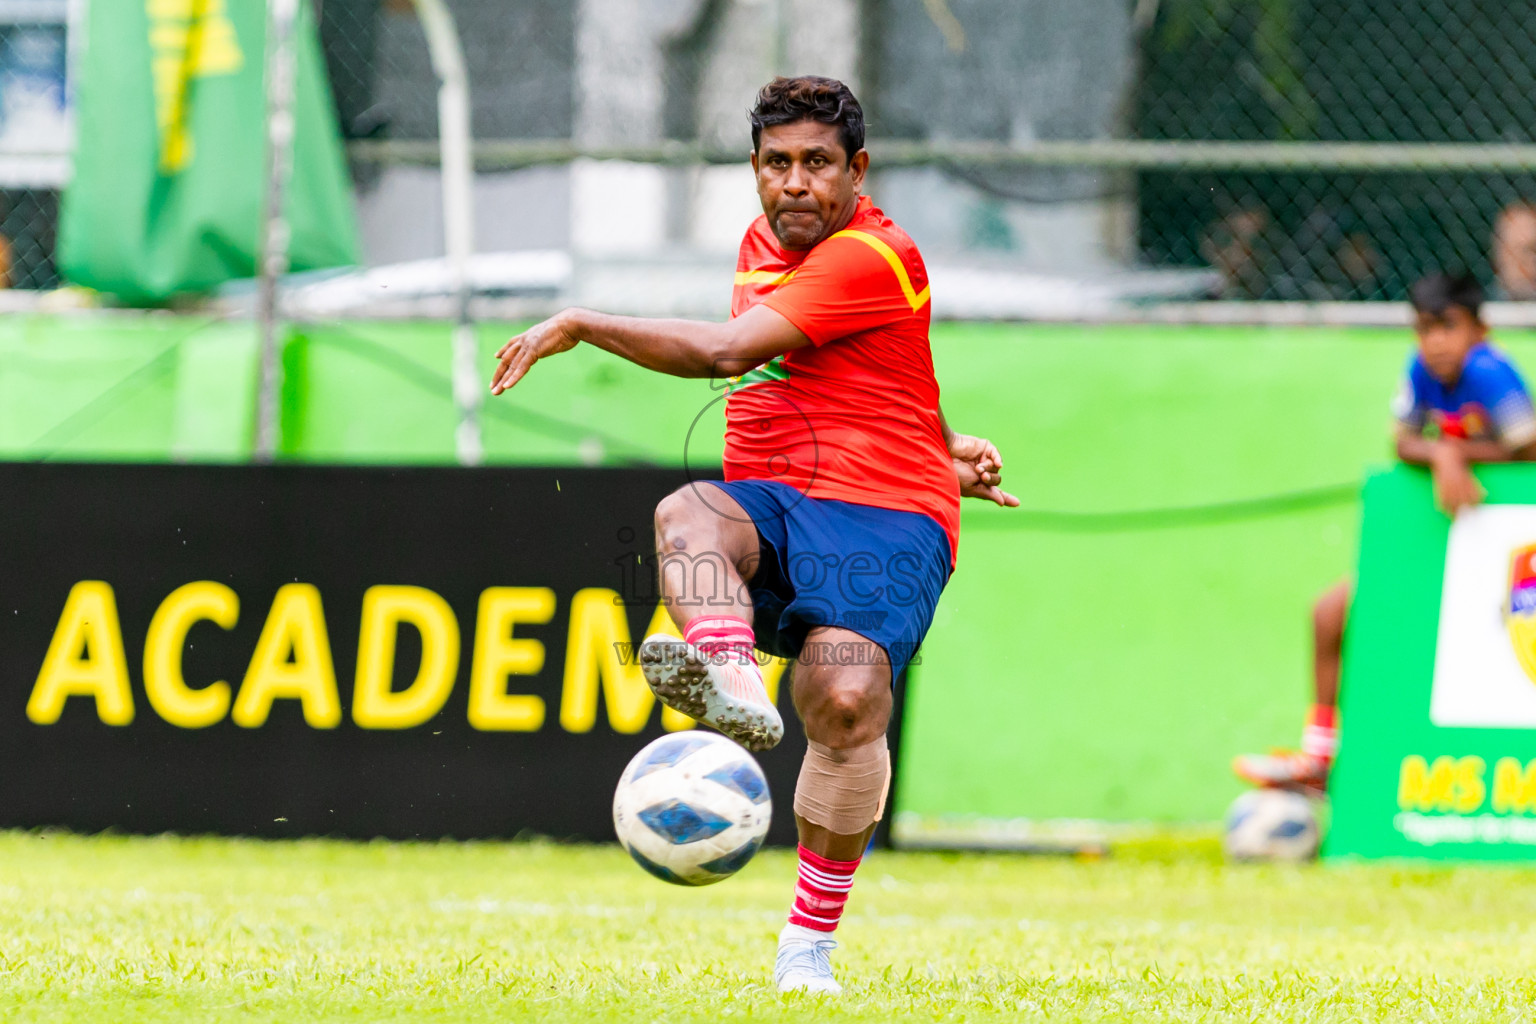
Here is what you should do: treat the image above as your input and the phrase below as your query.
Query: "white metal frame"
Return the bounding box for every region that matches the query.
[257,0,479,463]
[411,0,480,466]
[255,0,299,462]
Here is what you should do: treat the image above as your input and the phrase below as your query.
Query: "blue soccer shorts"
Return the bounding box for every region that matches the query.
[705,479,951,684]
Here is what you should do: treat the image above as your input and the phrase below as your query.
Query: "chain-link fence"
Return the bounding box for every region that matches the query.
[1138,0,1536,300]
[0,187,58,289]
[0,7,67,291]
[17,0,1536,304]
[322,0,1536,307]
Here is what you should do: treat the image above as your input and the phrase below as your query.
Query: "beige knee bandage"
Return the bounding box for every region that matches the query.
[793,736,891,834]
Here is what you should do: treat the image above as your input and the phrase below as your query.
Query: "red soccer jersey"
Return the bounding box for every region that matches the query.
[724,195,960,563]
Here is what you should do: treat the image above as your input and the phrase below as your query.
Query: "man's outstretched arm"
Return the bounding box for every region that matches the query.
[489,304,810,395]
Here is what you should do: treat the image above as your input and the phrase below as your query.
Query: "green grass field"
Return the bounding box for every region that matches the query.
[3,831,1534,1023]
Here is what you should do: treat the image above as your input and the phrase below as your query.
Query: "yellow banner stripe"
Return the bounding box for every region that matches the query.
[829,229,931,311]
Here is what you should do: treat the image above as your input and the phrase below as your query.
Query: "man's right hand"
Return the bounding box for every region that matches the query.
[1430,440,1487,517]
[489,310,582,395]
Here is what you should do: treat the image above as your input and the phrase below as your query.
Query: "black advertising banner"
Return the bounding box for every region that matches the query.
[0,463,911,845]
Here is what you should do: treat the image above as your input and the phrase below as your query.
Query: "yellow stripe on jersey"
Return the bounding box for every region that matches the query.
[828,229,931,311]
[734,231,929,310]
[734,269,797,286]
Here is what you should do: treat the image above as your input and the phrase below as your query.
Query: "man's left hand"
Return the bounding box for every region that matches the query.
[949,433,1020,507]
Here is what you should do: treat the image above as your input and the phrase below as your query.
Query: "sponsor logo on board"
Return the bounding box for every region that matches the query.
[1430,505,1536,727]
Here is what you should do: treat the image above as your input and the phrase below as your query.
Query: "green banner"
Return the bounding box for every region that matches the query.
[57,0,358,303]
[21,316,1536,838]
[1328,464,1536,861]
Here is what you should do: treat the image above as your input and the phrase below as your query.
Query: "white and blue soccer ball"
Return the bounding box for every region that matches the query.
[1223,788,1322,862]
[612,732,772,886]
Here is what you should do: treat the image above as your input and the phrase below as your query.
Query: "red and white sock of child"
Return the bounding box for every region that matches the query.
[1302,704,1339,763]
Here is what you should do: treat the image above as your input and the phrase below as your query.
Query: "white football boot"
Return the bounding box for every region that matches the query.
[775,924,842,994]
[638,634,784,752]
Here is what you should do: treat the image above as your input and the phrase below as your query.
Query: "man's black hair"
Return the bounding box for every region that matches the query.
[748,76,865,163]
[1410,271,1484,319]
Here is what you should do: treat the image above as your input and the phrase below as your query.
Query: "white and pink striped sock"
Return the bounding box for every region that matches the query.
[788,845,861,933]
[683,615,756,663]
[682,615,767,702]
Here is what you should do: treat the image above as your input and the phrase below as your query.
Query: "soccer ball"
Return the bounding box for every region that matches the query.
[1223,788,1321,862]
[612,732,772,886]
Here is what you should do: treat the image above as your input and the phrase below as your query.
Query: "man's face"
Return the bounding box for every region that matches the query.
[1495,208,1536,300]
[751,120,868,250]
[1414,305,1485,385]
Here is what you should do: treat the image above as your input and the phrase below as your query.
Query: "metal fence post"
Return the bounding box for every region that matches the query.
[412,0,480,466]
[255,0,300,463]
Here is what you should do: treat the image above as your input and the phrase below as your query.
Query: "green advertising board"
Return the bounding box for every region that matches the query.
[1328,463,1536,860]
[29,314,1536,834]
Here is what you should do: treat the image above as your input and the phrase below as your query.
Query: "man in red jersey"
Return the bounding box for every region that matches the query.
[489,76,1016,993]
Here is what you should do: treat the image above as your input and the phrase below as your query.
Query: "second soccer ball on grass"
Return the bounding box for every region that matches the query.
[1223,788,1323,862]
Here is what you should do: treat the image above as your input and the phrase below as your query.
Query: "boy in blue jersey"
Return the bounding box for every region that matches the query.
[1236,272,1536,792]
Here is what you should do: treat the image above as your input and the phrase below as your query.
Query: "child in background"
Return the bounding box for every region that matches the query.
[1234,272,1536,792]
